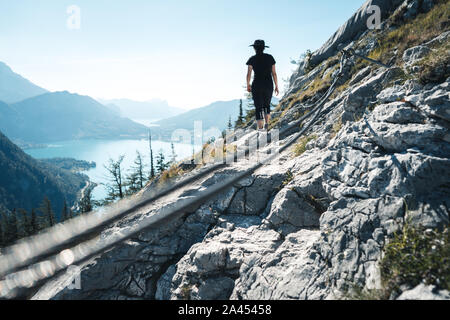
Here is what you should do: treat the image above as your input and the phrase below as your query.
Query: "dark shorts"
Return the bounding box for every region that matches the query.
[252,85,273,121]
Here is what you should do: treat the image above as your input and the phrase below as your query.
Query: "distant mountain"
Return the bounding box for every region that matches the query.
[0,61,48,103]
[99,98,185,120]
[104,103,121,116]
[152,98,279,140]
[0,130,88,216]
[0,91,150,143]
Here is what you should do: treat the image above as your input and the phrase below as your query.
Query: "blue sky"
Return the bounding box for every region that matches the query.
[0,0,364,109]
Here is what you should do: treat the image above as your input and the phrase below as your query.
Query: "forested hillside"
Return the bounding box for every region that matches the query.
[0,130,88,217]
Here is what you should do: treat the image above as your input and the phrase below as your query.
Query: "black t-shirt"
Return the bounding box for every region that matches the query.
[246,53,276,89]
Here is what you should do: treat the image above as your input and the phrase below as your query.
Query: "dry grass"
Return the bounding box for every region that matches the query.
[191,140,238,166]
[284,56,341,112]
[330,117,343,139]
[293,135,317,157]
[368,1,450,65]
[417,41,450,84]
[159,165,184,184]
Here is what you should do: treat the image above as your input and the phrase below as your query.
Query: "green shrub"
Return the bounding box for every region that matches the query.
[341,223,449,300]
[380,223,449,295]
[282,170,294,186]
[341,285,389,300]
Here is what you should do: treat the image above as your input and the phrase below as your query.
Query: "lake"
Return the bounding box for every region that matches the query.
[25,138,201,201]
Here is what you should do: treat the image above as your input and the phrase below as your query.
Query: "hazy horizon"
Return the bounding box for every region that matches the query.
[0,0,364,110]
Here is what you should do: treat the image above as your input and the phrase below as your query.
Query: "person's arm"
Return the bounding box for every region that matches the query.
[247,65,253,92]
[272,64,279,96]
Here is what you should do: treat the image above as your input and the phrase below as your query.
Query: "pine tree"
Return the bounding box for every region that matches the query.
[228,116,233,131]
[156,150,168,173]
[235,99,244,127]
[134,151,146,189]
[148,131,155,179]
[125,172,139,195]
[1,209,19,245]
[170,143,177,164]
[18,208,30,238]
[126,151,147,195]
[104,155,125,201]
[61,200,69,222]
[79,187,93,213]
[39,197,55,228]
[9,209,18,241]
[30,208,39,235]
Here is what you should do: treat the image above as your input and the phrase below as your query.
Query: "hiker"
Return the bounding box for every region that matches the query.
[246,39,279,131]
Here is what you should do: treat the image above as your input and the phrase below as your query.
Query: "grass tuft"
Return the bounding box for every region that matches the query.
[417,41,450,84]
[159,165,183,184]
[330,117,343,139]
[293,135,317,157]
[368,1,450,65]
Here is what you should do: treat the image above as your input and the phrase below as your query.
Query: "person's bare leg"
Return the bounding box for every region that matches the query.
[257,120,264,130]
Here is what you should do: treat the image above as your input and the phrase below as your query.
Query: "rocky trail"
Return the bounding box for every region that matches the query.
[1,0,449,300]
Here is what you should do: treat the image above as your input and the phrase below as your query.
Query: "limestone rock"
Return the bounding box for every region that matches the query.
[403,45,431,66]
[397,283,450,300]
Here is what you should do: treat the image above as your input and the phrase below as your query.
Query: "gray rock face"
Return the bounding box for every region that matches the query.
[157,222,283,300]
[231,230,322,300]
[342,68,403,122]
[349,66,372,86]
[403,45,431,66]
[308,0,404,67]
[225,170,285,216]
[397,283,450,300]
[266,188,321,234]
[289,0,406,86]
[151,78,447,301]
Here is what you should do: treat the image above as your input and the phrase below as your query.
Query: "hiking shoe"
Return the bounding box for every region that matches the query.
[264,124,269,131]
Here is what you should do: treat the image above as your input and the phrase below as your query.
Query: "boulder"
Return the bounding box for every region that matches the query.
[403,45,431,66]
[397,283,450,300]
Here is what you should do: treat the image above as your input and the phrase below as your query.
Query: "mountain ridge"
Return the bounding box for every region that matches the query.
[1,91,150,144]
[152,98,279,140]
[99,98,185,120]
[0,61,48,104]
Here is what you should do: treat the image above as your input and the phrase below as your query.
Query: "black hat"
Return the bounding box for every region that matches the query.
[249,39,269,48]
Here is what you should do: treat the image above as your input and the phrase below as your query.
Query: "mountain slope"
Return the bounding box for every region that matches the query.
[0,62,48,103]
[153,98,279,139]
[2,91,150,143]
[99,98,185,120]
[34,0,450,301]
[0,130,88,216]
